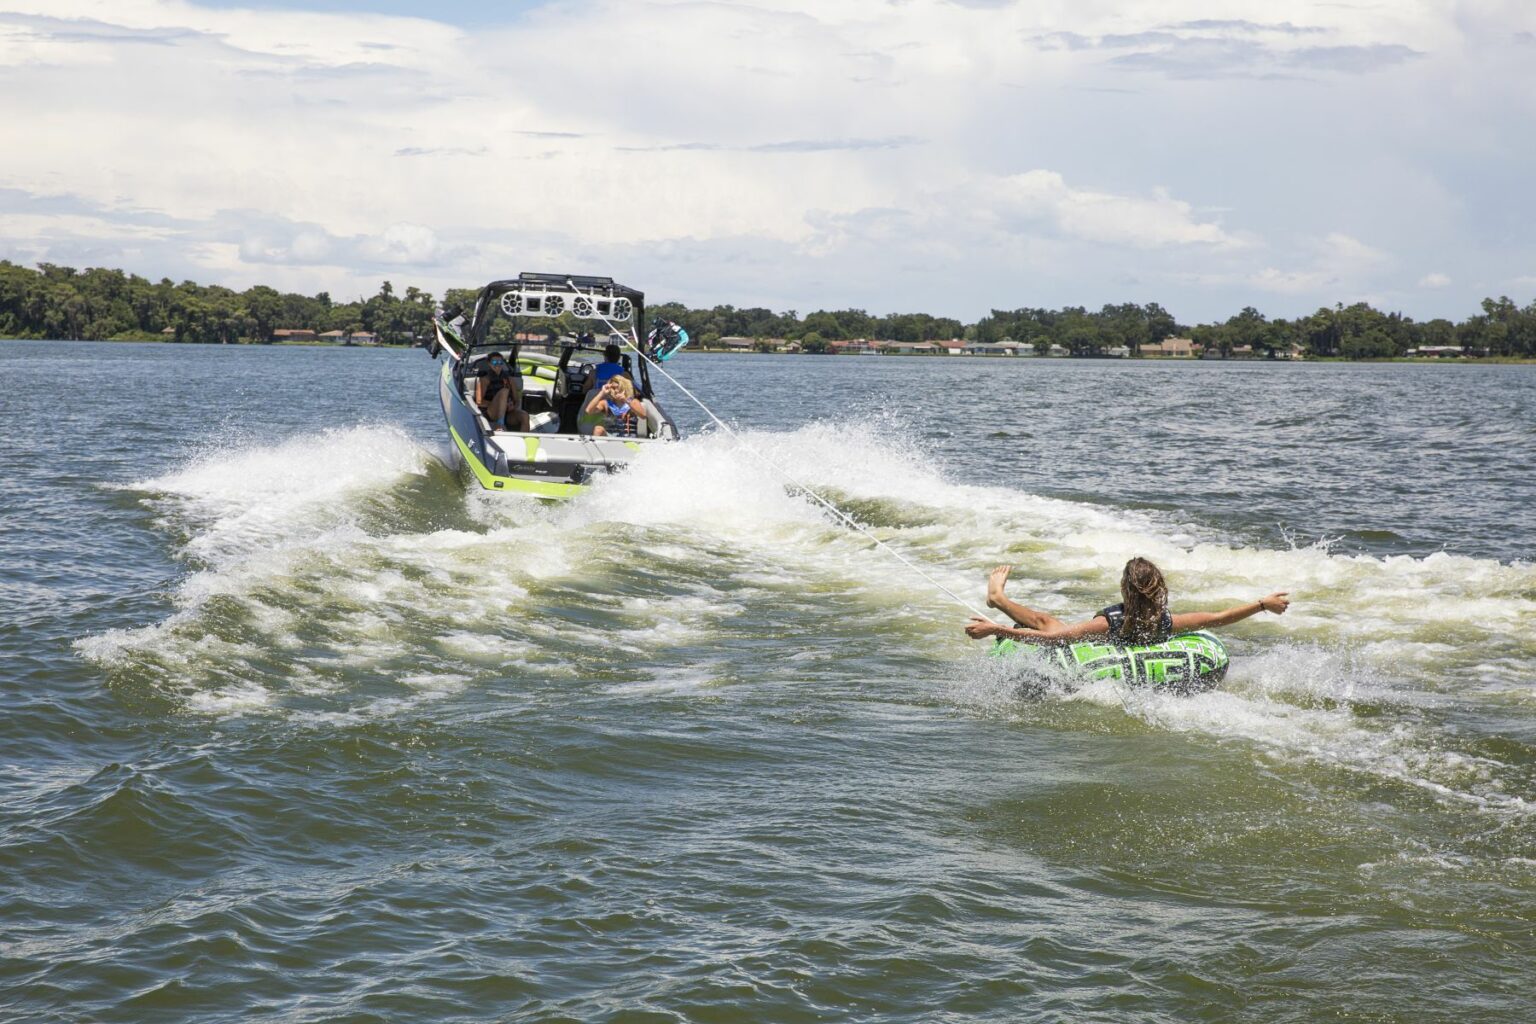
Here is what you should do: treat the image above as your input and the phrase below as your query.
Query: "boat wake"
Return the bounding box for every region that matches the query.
[78,418,1536,829]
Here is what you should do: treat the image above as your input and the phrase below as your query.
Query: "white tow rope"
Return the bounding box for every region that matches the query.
[566,278,990,620]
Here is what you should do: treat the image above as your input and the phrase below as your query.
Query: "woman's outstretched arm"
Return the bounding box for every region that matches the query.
[965,615,1111,644]
[1171,592,1290,632]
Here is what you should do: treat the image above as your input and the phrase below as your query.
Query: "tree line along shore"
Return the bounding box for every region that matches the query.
[3,260,1534,360]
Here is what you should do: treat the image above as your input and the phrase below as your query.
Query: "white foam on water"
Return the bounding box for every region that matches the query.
[80,426,447,713]
[433,631,540,662]
[576,424,1534,657]
[606,661,728,695]
[1080,659,1536,819]
[953,632,1532,824]
[82,415,1535,786]
[399,671,472,695]
[135,424,433,569]
[1235,644,1433,709]
[612,593,747,649]
[183,680,275,716]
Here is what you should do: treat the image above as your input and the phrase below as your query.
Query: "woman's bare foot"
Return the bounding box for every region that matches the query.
[986,564,1012,608]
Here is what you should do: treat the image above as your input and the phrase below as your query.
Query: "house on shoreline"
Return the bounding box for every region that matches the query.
[318,329,379,345]
[1142,337,1197,357]
[715,336,798,352]
[963,341,1022,356]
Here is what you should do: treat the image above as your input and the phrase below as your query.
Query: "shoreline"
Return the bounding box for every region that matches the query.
[660,349,1536,365]
[5,337,1534,364]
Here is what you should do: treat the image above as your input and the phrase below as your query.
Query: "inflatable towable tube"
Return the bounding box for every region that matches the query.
[991,630,1229,692]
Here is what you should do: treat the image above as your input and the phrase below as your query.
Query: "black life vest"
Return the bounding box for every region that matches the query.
[482,363,518,396]
[1099,603,1173,645]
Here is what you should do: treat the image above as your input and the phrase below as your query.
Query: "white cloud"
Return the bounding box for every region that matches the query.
[1419,271,1451,287]
[1250,232,1390,295]
[0,0,1530,321]
[983,171,1238,249]
[358,223,443,265]
[1248,267,1329,295]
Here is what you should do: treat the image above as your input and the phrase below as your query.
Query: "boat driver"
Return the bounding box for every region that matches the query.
[475,353,529,432]
[581,343,629,394]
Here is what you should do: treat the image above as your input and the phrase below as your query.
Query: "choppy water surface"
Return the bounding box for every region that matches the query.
[2,341,1533,1022]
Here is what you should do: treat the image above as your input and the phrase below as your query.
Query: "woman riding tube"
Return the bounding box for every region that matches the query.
[964,558,1289,644]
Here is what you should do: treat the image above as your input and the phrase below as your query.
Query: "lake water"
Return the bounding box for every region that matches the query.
[2,340,1533,1022]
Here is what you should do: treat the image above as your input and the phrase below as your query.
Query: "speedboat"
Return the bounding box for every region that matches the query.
[425,273,686,498]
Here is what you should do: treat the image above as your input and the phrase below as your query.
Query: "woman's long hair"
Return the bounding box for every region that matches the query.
[1120,557,1168,643]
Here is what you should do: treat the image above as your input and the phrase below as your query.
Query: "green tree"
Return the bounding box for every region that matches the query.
[243,285,283,342]
[1225,306,1269,355]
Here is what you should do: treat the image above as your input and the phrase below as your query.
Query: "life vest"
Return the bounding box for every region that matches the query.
[1099,603,1173,645]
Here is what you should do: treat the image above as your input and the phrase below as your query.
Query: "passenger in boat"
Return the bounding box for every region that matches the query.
[475,353,529,433]
[572,343,663,438]
[964,558,1289,644]
[581,376,647,436]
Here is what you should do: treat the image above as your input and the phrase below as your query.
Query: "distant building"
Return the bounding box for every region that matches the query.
[1143,337,1196,357]
[938,339,966,355]
[272,328,317,342]
[720,336,756,351]
[830,339,879,354]
[1416,345,1464,358]
[1106,345,1130,358]
[324,330,380,346]
[963,341,1020,355]
[880,341,938,355]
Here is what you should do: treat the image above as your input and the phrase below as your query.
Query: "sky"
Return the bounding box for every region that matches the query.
[2,0,1533,323]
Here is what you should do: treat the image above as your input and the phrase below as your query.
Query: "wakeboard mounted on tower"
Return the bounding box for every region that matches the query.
[647,318,690,362]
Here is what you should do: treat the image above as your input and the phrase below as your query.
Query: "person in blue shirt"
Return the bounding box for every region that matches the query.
[582,343,628,393]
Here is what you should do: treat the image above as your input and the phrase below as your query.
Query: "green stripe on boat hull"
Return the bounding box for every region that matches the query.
[448,423,587,499]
